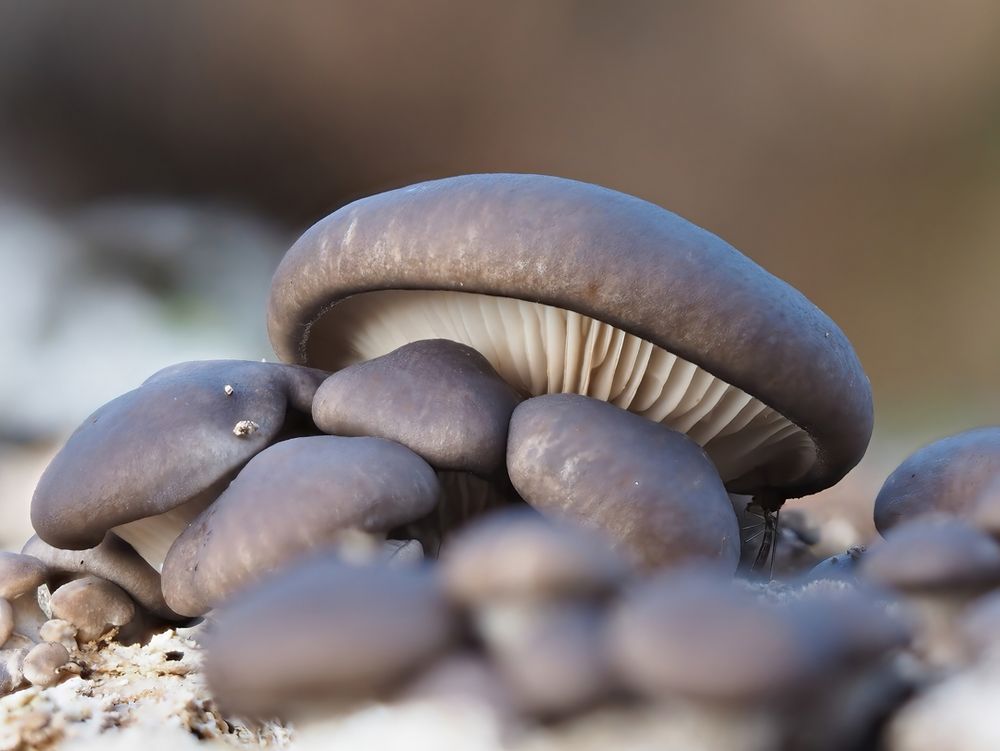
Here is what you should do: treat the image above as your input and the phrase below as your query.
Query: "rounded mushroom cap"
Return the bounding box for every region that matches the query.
[50,576,136,643]
[22,641,71,688]
[0,598,13,646]
[873,427,1000,535]
[860,517,1000,592]
[0,552,47,600]
[31,359,327,550]
[312,339,522,475]
[161,435,441,617]
[806,546,866,584]
[608,570,826,705]
[203,556,456,717]
[440,508,629,605]
[22,533,178,620]
[267,173,872,498]
[507,394,740,571]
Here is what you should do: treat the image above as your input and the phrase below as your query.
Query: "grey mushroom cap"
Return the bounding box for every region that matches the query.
[860,517,1000,592]
[50,577,136,643]
[313,339,522,475]
[161,435,441,617]
[22,641,71,688]
[267,173,872,499]
[873,427,1000,535]
[203,556,456,717]
[440,508,629,605]
[0,599,13,646]
[22,533,179,620]
[806,546,867,584]
[0,553,47,600]
[507,394,740,571]
[608,570,827,705]
[31,359,328,551]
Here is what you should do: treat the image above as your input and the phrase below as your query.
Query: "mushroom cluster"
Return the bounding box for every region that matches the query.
[27,172,1000,748]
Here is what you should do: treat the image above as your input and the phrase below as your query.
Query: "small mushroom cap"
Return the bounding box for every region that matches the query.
[440,508,629,605]
[313,339,522,475]
[161,435,441,617]
[0,552,47,600]
[860,517,1000,592]
[268,173,873,498]
[608,570,827,705]
[806,546,866,584]
[31,359,327,550]
[50,576,136,643]
[22,533,178,620]
[22,641,71,688]
[873,427,1000,535]
[203,556,456,717]
[507,394,740,571]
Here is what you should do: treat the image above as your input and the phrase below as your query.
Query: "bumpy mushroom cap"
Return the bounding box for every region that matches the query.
[31,360,327,564]
[50,577,136,643]
[22,641,71,688]
[440,508,628,604]
[0,553,47,600]
[507,394,740,571]
[313,339,521,475]
[203,556,456,717]
[608,570,826,705]
[162,435,441,616]
[23,533,178,620]
[874,427,1000,535]
[860,518,1000,592]
[268,173,872,499]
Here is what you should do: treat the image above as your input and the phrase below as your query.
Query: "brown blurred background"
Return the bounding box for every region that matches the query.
[1,1,999,550]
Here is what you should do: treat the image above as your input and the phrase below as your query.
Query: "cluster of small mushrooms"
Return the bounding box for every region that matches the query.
[4,174,1000,749]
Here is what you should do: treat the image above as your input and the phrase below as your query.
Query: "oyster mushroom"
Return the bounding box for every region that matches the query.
[507,394,740,571]
[441,509,627,716]
[860,517,1000,666]
[873,427,1000,535]
[161,435,441,616]
[268,174,872,505]
[31,359,328,568]
[22,641,74,688]
[203,555,456,718]
[0,552,49,648]
[806,545,866,584]
[49,576,136,643]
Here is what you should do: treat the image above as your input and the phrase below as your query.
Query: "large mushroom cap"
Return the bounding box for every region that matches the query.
[268,173,872,498]
[203,556,455,717]
[873,427,1000,535]
[161,435,441,616]
[507,394,740,571]
[31,359,327,561]
[313,339,521,475]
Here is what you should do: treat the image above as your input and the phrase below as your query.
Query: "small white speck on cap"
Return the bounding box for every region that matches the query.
[233,420,260,437]
[224,385,234,396]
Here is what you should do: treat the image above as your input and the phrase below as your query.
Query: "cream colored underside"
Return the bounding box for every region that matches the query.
[113,494,215,572]
[321,290,815,486]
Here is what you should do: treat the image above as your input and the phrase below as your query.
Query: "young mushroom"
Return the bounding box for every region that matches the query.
[873,427,1000,535]
[805,545,866,585]
[0,552,49,648]
[860,517,1000,666]
[22,641,75,688]
[267,174,873,515]
[202,555,456,719]
[440,509,628,717]
[507,394,740,571]
[31,359,328,568]
[49,576,136,644]
[161,435,441,616]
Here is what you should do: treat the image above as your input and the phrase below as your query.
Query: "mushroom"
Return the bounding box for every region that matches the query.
[202,555,456,718]
[22,532,178,621]
[507,394,740,571]
[31,359,328,568]
[267,174,873,508]
[161,435,441,616]
[873,427,1000,535]
[0,552,49,648]
[806,545,866,584]
[441,509,627,717]
[22,641,73,688]
[860,517,1000,666]
[49,576,136,643]
[312,339,521,475]
[607,569,834,751]
[972,475,1000,540]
